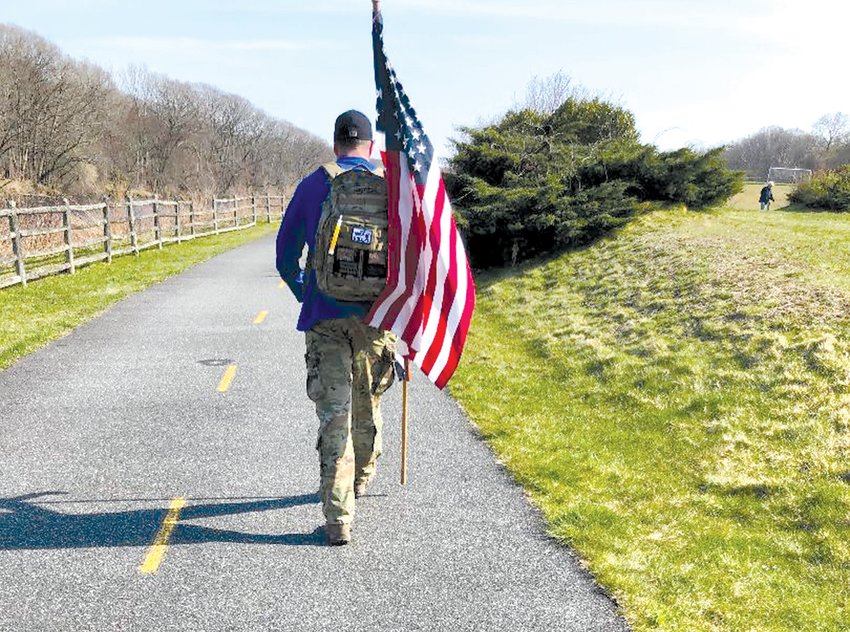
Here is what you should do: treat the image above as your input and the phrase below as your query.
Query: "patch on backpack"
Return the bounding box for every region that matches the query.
[351,226,373,245]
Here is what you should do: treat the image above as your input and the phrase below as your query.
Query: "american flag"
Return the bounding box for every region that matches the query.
[365,7,476,389]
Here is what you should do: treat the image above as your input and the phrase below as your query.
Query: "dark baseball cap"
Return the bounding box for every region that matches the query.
[334,110,373,142]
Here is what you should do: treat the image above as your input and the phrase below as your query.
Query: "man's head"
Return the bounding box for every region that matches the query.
[334,110,373,158]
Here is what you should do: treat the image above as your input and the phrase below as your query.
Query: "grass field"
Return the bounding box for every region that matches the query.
[450,205,850,630]
[0,221,278,370]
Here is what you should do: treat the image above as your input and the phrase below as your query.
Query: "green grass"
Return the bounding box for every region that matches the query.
[450,205,850,631]
[0,222,278,370]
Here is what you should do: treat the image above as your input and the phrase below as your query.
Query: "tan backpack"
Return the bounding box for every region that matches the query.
[309,162,389,303]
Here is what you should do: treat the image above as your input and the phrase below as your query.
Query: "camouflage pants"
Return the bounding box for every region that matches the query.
[305,317,396,525]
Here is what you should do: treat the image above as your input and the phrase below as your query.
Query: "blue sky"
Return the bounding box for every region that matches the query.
[3,0,846,154]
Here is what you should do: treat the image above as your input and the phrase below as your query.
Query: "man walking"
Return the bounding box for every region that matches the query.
[276,110,396,546]
[759,181,775,211]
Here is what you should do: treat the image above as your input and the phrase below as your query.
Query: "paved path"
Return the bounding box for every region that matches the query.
[0,234,628,631]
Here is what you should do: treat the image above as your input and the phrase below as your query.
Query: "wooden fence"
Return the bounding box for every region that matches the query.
[0,193,287,289]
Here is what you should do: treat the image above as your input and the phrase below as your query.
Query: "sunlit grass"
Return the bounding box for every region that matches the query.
[0,222,278,369]
[451,206,850,631]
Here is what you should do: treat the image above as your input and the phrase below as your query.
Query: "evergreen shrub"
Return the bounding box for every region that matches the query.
[789,167,850,211]
[448,98,743,267]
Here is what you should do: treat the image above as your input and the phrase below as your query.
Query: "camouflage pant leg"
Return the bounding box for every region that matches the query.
[305,321,356,525]
[305,318,397,524]
[351,322,397,486]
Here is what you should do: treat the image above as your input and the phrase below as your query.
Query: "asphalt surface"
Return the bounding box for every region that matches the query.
[0,233,628,632]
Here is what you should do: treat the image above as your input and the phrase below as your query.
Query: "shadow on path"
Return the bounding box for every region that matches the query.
[0,492,324,550]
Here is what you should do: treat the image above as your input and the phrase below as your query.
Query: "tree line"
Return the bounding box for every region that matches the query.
[0,24,332,200]
[724,113,850,181]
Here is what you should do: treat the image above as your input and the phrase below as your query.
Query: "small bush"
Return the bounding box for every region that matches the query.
[789,167,850,211]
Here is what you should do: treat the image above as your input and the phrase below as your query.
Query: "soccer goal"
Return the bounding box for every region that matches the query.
[767,167,813,184]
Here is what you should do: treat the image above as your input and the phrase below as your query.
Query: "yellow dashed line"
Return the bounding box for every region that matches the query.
[139,497,186,575]
[217,364,238,392]
[254,310,269,325]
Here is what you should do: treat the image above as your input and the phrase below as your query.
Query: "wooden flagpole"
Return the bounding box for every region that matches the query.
[401,358,410,485]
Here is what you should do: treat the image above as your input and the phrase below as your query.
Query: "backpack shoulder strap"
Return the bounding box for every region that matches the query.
[322,162,345,180]
[323,161,385,180]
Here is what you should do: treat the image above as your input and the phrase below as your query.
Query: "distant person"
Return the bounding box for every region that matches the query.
[275,110,396,546]
[759,181,775,211]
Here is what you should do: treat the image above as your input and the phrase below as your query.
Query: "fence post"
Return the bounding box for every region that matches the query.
[8,201,26,287]
[213,198,219,234]
[153,194,163,249]
[265,192,272,223]
[126,194,139,256]
[251,194,257,225]
[102,195,113,263]
[62,198,76,275]
[189,200,196,238]
[175,200,183,244]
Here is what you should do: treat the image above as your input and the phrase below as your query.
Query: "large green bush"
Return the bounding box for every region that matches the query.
[448,98,743,267]
[789,166,850,211]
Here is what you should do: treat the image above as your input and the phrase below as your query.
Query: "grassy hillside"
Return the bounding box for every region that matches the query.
[450,205,850,631]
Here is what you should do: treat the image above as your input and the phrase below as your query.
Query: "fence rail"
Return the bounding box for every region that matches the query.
[0,192,287,290]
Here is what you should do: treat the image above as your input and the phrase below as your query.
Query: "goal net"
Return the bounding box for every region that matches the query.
[767,167,813,184]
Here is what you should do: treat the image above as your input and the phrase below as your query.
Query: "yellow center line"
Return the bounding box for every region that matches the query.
[217,364,238,392]
[254,310,269,325]
[277,280,286,289]
[139,497,186,575]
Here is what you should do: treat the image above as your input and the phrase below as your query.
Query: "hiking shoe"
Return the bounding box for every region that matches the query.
[354,475,374,498]
[326,523,351,546]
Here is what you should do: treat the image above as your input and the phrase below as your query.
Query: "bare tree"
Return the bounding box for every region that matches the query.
[521,70,588,115]
[813,112,849,152]
[0,25,111,187]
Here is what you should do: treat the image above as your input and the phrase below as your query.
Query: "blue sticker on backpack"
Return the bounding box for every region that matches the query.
[351,226,373,245]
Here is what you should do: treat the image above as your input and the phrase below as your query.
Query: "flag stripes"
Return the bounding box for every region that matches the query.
[366,8,475,389]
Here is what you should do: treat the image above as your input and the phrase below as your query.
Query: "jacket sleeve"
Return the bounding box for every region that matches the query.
[275,183,308,303]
